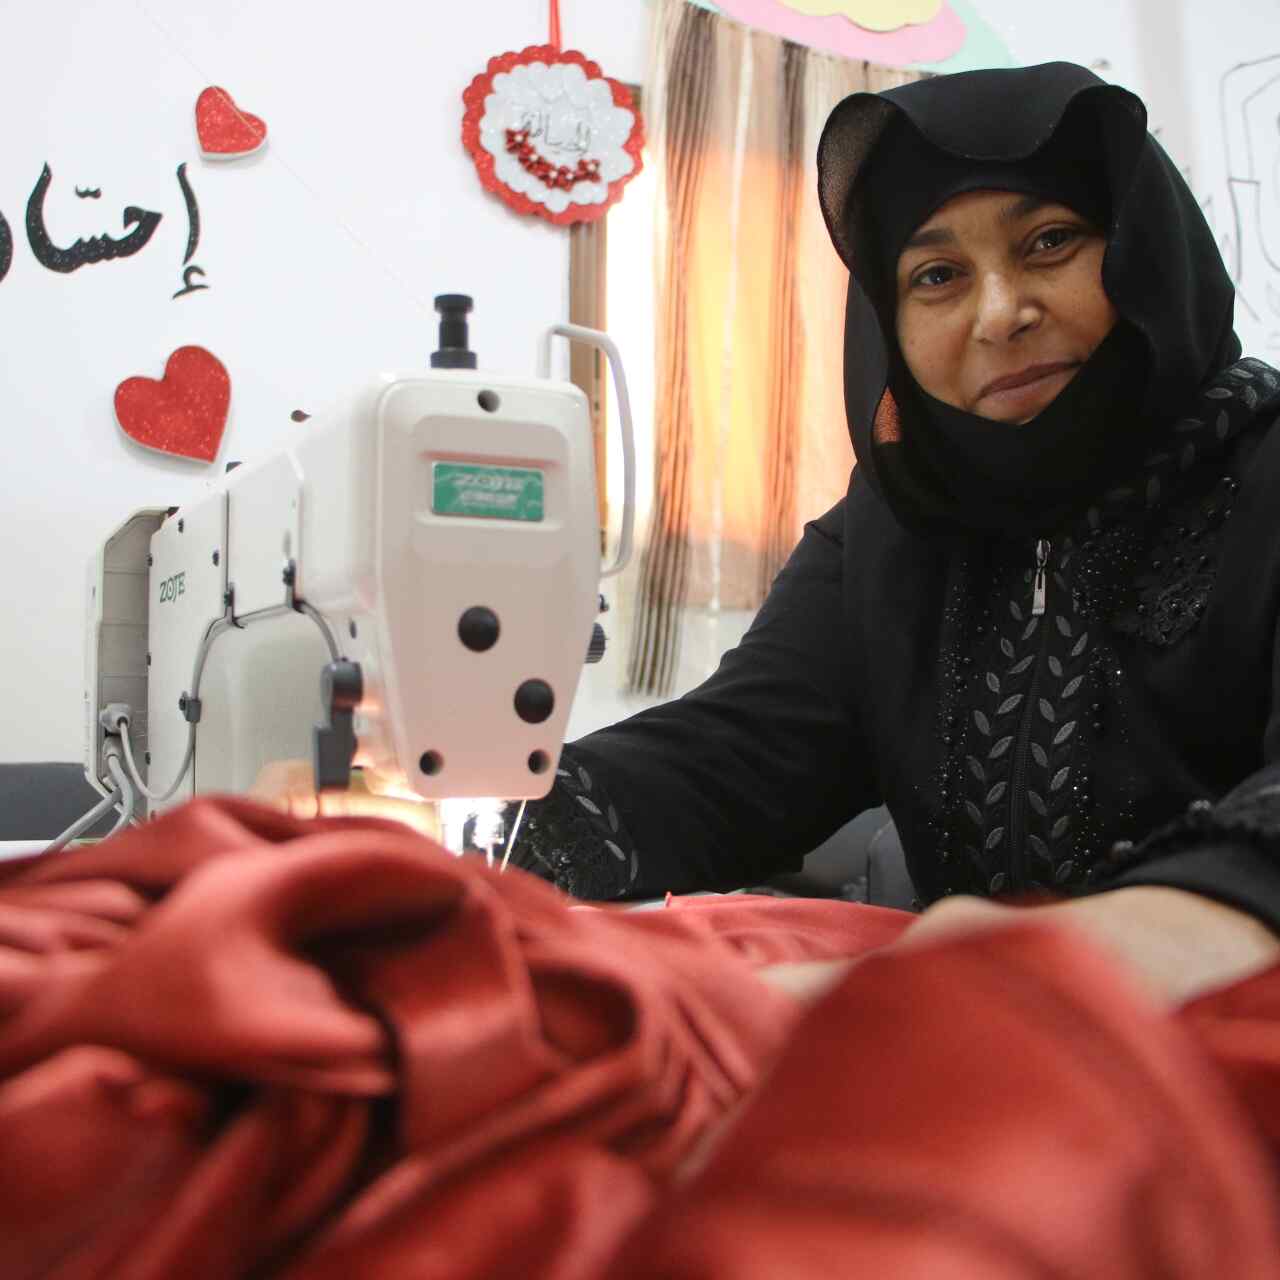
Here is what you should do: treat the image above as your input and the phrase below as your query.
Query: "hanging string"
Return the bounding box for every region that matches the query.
[549,0,561,50]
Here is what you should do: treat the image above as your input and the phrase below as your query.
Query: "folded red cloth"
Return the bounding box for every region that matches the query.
[0,798,825,1279]
[6,797,1280,1278]
[616,921,1280,1278]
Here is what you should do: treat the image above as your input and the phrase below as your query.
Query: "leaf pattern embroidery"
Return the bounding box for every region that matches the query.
[928,360,1270,903]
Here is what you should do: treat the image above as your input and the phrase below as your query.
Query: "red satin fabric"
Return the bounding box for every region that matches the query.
[3,798,1280,1278]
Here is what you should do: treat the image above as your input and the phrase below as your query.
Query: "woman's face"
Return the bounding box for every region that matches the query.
[894,190,1117,424]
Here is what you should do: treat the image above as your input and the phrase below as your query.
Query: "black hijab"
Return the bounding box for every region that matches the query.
[816,62,1242,536]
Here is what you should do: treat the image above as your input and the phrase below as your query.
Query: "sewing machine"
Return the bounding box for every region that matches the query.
[82,297,635,832]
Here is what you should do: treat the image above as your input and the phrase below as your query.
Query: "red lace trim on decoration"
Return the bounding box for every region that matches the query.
[506,129,602,190]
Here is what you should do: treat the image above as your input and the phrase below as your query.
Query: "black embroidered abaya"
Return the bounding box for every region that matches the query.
[509,63,1280,928]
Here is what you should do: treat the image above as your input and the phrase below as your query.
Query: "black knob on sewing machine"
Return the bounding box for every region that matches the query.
[586,623,607,664]
[431,294,478,370]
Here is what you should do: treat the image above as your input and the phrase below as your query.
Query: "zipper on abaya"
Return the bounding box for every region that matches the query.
[1032,539,1050,616]
[1008,540,1052,889]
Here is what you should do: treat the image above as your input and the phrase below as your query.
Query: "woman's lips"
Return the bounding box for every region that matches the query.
[976,362,1079,414]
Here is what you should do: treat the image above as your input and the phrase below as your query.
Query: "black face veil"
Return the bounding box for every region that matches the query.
[816,62,1241,535]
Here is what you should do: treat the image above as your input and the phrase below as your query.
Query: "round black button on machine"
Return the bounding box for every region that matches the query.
[458,606,500,652]
[514,679,555,724]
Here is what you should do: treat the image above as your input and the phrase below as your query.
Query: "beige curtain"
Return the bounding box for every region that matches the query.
[627,0,922,696]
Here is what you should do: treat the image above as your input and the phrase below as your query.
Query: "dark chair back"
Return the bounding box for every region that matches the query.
[0,763,117,840]
[764,806,917,910]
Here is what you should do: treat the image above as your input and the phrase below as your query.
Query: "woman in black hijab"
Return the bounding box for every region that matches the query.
[511,62,1280,1002]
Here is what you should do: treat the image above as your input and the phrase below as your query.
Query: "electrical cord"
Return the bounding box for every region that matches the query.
[296,599,340,661]
[43,779,123,855]
[41,742,135,856]
[112,595,343,805]
[120,718,194,804]
[105,752,135,836]
[113,612,234,802]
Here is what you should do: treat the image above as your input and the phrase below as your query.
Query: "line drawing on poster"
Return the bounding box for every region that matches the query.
[1217,55,1280,354]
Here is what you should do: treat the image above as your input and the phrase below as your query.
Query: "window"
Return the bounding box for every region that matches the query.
[568,88,654,567]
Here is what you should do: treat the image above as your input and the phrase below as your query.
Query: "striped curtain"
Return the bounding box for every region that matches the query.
[626,0,922,696]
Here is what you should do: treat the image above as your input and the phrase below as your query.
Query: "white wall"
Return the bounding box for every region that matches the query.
[4,0,1278,764]
[0,0,652,762]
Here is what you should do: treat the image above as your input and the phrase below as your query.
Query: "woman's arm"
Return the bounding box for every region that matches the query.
[904,889,1279,1008]
[758,888,1280,1009]
[512,503,883,899]
[1036,885,1280,1005]
[1084,561,1280,936]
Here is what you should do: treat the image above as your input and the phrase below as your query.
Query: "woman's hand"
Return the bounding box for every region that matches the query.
[249,759,442,839]
[757,887,1280,1009]
[896,887,1280,1008]
[754,957,857,1002]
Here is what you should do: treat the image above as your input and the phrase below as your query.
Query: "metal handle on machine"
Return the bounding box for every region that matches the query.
[537,323,636,580]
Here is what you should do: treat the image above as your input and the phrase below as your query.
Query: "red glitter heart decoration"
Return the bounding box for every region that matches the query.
[114,346,231,464]
[195,86,268,159]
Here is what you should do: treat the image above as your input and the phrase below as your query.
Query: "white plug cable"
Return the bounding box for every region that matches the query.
[42,738,139,855]
[119,718,194,804]
[112,597,340,807]
[102,701,194,805]
[104,751,135,836]
[107,611,237,804]
[43,780,122,855]
[296,599,340,660]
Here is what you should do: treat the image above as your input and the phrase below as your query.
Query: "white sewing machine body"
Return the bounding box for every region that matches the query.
[85,317,634,819]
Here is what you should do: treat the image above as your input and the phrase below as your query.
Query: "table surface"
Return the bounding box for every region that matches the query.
[0,840,86,860]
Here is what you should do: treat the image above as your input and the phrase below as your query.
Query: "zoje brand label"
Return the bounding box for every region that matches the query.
[158,572,186,602]
[432,463,545,522]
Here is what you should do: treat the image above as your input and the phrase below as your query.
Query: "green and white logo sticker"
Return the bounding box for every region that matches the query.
[432,463,545,522]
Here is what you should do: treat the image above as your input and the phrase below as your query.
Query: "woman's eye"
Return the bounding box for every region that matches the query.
[911,264,958,290]
[1032,226,1078,254]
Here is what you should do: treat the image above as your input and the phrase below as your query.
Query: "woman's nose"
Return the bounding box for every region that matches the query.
[972,272,1039,343]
